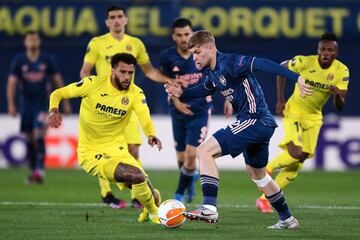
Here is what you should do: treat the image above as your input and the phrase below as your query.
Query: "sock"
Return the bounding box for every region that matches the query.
[26,140,36,171]
[175,166,196,195]
[35,138,45,170]
[99,178,112,197]
[132,180,158,215]
[200,174,219,207]
[275,162,303,189]
[266,190,292,221]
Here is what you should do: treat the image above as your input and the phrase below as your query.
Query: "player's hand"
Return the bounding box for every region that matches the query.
[328,85,341,95]
[276,98,286,116]
[297,76,314,97]
[148,135,162,151]
[223,100,233,118]
[173,98,193,116]
[164,80,183,97]
[48,108,62,128]
[8,104,17,117]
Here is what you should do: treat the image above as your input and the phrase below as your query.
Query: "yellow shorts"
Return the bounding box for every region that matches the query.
[279,117,322,158]
[123,111,142,145]
[78,147,146,189]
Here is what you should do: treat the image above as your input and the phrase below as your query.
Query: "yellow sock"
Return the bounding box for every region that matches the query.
[99,178,112,197]
[275,161,303,189]
[259,150,298,200]
[132,181,158,215]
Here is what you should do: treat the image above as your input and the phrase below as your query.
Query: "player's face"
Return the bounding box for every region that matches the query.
[24,33,41,51]
[172,26,192,51]
[106,10,128,34]
[111,62,135,90]
[190,44,212,70]
[317,40,338,68]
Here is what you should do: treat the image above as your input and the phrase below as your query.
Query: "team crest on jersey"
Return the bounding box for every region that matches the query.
[126,44,132,52]
[172,66,180,72]
[326,73,334,81]
[22,65,28,72]
[121,97,129,105]
[219,75,226,85]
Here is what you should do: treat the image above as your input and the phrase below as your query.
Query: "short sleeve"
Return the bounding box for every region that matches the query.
[159,52,171,76]
[46,54,60,75]
[9,56,21,77]
[288,55,305,73]
[336,66,350,90]
[135,39,150,65]
[83,38,98,65]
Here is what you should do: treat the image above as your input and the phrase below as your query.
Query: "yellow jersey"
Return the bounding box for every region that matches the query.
[286,55,349,120]
[84,33,150,78]
[49,76,156,152]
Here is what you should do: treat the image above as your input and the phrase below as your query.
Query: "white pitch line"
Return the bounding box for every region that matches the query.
[0,201,359,210]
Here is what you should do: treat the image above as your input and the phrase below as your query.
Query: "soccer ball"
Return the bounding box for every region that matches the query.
[158,199,186,228]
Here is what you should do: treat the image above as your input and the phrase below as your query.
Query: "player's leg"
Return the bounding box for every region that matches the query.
[183,111,209,203]
[183,136,222,223]
[127,143,144,209]
[99,178,126,209]
[172,116,187,202]
[244,123,299,229]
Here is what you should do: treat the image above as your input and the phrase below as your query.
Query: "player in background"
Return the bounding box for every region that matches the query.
[256,32,349,213]
[7,31,72,184]
[80,5,173,209]
[160,18,233,203]
[165,30,313,229]
[49,53,162,224]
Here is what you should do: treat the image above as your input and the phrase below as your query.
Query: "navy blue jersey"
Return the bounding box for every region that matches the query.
[9,52,59,110]
[203,52,277,127]
[160,46,211,117]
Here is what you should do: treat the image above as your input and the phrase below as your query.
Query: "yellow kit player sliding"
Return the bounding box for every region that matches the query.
[256,32,349,213]
[48,53,161,223]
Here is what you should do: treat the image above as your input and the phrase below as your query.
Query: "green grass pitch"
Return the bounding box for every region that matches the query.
[0,168,359,239]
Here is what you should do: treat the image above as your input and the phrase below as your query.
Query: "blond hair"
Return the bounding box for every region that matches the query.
[188,30,215,49]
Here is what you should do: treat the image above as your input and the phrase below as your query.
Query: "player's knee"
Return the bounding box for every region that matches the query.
[132,173,146,184]
[288,147,307,160]
[252,173,273,188]
[196,143,209,159]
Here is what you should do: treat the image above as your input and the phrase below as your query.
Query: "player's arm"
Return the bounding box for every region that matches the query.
[329,87,347,111]
[80,62,95,78]
[252,57,313,97]
[275,60,289,116]
[6,74,17,117]
[139,62,172,84]
[48,77,93,128]
[80,38,97,78]
[52,73,72,114]
[165,79,216,98]
[133,93,162,150]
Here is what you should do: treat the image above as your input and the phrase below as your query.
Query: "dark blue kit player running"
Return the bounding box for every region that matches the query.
[165,30,313,229]
[7,31,71,184]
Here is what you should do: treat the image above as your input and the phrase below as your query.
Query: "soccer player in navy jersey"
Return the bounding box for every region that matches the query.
[160,18,231,203]
[7,31,72,184]
[165,30,313,229]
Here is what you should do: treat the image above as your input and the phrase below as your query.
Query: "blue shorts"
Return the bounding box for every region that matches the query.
[20,109,48,133]
[172,108,210,152]
[213,119,275,168]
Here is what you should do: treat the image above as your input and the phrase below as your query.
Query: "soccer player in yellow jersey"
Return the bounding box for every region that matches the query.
[48,53,162,223]
[80,5,172,208]
[256,32,349,213]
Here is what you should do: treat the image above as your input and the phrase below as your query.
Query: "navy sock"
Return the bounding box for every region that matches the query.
[26,140,37,170]
[35,138,45,170]
[200,174,219,206]
[175,166,195,195]
[266,190,292,221]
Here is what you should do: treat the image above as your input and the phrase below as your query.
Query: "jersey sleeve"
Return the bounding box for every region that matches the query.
[288,55,305,73]
[132,89,156,137]
[49,76,95,110]
[159,52,171,76]
[9,56,21,78]
[227,55,253,78]
[46,54,60,75]
[336,66,350,90]
[83,38,98,65]
[135,39,150,65]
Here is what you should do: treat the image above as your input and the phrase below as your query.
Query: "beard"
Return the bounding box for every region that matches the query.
[114,75,130,90]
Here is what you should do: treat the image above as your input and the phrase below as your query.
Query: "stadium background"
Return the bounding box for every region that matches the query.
[0,0,359,170]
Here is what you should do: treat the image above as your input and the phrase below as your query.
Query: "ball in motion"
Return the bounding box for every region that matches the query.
[158,199,186,228]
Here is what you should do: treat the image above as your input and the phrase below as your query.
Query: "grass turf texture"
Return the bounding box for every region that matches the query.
[0,169,359,239]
